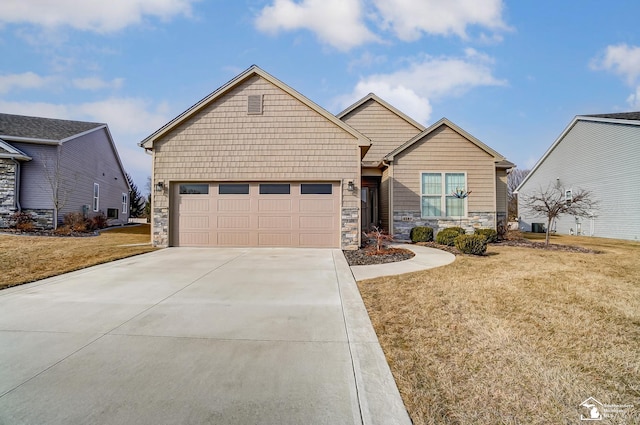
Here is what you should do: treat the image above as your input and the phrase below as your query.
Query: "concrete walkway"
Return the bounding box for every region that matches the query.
[350,243,456,281]
[0,248,410,425]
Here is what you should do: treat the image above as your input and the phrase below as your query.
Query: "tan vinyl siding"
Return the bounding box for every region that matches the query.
[393,125,496,213]
[496,168,508,215]
[154,75,359,185]
[341,99,422,163]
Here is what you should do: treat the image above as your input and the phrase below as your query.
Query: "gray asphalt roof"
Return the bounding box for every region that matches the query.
[0,113,104,141]
[585,111,640,121]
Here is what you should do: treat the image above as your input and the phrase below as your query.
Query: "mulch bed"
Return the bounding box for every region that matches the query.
[494,239,602,253]
[0,228,98,238]
[343,247,415,266]
[344,237,601,266]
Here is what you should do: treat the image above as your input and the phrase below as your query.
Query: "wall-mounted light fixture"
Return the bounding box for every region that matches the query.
[347,181,355,191]
[155,181,165,192]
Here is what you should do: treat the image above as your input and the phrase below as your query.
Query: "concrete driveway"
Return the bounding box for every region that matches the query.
[0,248,410,425]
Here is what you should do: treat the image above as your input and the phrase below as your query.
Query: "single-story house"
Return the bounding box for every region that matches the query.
[140,65,513,249]
[516,112,640,241]
[0,113,130,228]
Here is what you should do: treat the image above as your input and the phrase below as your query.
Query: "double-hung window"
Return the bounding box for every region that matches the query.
[93,183,100,212]
[421,172,467,218]
[122,193,128,214]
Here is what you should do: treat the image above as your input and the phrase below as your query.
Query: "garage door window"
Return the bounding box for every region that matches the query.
[259,183,290,194]
[219,184,250,194]
[179,184,209,194]
[301,183,332,194]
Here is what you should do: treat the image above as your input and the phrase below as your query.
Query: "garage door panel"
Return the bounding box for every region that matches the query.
[259,233,292,246]
[180,198,210,212]
[299,199,334,212]
[179,232,210,246]
[258,199,291,212]
[174,182,340,248]
[179,215,210,229]
[218,216,250,229]
[258,216,292,229]
[218,232,251,246]
[299,216,334,229]
[218,199,251,212]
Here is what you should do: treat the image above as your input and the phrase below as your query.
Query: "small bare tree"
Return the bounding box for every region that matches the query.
[40,146,76,229]
[520,184,598,245]
[508,168,530,220]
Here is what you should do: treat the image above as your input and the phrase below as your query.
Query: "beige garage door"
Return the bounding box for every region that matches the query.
[172,182,340,248]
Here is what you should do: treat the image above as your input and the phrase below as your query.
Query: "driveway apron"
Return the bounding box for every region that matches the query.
[0,248,410,425]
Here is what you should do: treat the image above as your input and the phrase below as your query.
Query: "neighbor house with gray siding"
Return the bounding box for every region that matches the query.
[0,114,130,229]
[516,112,640,241]
[141,65,512,249]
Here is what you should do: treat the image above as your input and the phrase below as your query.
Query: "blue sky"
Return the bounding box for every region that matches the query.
[1,1,640,190]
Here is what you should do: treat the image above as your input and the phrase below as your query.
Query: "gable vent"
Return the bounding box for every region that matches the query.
[247,94,263,115]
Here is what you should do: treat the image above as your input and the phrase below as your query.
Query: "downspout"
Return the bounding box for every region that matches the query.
[11,159,21,211]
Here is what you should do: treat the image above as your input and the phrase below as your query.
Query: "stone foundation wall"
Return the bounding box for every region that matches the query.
[393,210,497,240]
[341,207,359,250]
[23,209,55,229]
[0,159,17,218]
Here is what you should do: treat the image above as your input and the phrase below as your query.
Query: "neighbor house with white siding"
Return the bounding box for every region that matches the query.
[516,112,640,241]
[141,65,513,249]
[0,113,130,229]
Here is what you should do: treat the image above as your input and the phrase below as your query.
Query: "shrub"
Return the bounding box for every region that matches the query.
[89,211,108,230]
[447,226,466,235]
[435,227,465,246]
[410,226,433,242]
[474,228,498,243]
[9,211,35,231]
[455,234,488,255]
[365,226,393,253]
[54,225,73,236]
[63,212,88,231]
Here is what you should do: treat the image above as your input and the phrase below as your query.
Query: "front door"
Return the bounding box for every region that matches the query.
[360,177,379,232]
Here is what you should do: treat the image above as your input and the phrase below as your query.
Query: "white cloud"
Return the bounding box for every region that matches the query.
[591,43,640,85]
[255,0,379,51]
[0,98,171,188]
[336,50,506,124]
[72,77,125,91]
[255,0,509,50]
[0,72,57,93]
[627,86,640,109]
[373,0,507,41]
[0,0,198,33]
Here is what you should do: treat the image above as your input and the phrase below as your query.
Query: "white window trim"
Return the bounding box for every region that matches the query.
[420,171,468,219]
[565,188,573,206]
[93,183,100,212]
[122,192,128,214]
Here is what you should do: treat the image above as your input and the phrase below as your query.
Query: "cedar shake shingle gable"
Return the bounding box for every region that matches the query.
[0,113,104,141]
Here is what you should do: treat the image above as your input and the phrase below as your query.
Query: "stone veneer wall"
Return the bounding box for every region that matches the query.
[393,210,497,240]
[153,205,169,247]
[0,159,17,227]
[341,207,359,250]
[22,209,55,229]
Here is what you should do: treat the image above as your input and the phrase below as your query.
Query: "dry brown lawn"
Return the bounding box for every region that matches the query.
[358,234,640,424]
[0,224,156,289]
